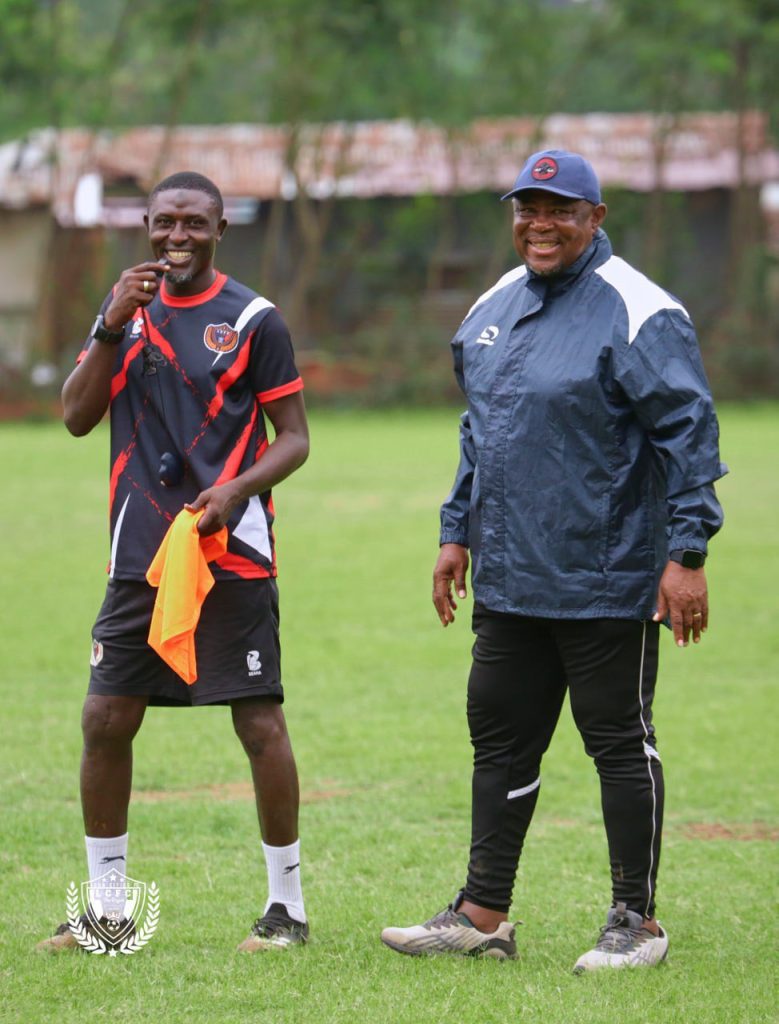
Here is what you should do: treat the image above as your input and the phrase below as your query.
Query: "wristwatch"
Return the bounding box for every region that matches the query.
[669,549,706,569]
[90,314,125,345]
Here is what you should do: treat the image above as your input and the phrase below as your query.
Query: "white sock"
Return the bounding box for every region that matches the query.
[85,833,129,883]
[262,840,305,923]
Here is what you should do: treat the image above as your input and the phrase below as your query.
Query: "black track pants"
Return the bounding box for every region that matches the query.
[464,606,663,919]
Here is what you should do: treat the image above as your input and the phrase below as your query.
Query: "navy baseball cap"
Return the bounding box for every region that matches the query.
[501,149,601,205]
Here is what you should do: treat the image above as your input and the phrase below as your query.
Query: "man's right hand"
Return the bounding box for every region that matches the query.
[62,260,170,436]
[432,543,470,627]
[104,261,170,330]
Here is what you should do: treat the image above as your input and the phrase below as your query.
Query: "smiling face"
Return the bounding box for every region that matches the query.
[512,191,607,276]
[144,189,227,295]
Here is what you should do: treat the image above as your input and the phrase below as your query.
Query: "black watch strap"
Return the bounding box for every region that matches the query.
[90,314,125,345]
[669,549,706,569]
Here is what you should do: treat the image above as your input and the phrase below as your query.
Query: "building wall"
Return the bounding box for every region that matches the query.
[4,187,772,400]
[0,209,52,373]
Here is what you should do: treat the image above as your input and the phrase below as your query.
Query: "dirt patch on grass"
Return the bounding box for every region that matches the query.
[133,780,356,804]
[675,821,777,842]
[493,817,777,842]
[129,787,777,844]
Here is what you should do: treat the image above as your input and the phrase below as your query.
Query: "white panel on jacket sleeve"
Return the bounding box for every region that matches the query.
[232,494,272,561]
[595,256,689,345]
[464,266,528,319]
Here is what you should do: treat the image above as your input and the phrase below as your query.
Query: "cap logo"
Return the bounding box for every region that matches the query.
[531,157,558,181]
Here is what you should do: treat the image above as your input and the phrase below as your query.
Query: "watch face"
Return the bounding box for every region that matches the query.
[91,315,123,344]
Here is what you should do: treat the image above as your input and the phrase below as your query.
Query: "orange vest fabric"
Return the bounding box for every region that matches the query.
[146,509,228,683]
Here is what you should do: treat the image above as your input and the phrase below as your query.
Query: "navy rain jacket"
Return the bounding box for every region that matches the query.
[439,229,725,620]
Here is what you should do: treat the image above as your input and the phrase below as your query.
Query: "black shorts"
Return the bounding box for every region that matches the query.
[88,578,283,707]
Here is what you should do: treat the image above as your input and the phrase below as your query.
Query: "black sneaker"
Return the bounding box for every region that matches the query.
[36,910,135,953]
[381,891,518,959]
[237,902,309,952]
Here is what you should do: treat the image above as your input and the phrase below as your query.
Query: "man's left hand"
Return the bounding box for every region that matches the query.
[185,483,241,536]
[653,561,708,647]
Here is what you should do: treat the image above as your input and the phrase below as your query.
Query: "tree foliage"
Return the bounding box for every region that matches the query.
[1,0,776,398]
[0,0,777,140]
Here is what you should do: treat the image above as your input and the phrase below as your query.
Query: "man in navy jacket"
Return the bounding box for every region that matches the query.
[381,150,725,971]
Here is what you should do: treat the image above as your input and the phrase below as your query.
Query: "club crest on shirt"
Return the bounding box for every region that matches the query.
[203,322,239,354]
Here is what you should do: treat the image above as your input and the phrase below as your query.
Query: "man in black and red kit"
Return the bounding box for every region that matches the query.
[38,172,311,953]
[381,151,725,971]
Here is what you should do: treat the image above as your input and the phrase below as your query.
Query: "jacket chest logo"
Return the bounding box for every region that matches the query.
[203,322,239,355]
[476,325,500,346]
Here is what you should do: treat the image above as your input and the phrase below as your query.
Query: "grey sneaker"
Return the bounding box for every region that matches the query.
[237,902,309,952]
[381,891,517,959]
[573,902,668,973]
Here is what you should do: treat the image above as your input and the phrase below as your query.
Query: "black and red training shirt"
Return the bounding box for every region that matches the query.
[79,273,304,582]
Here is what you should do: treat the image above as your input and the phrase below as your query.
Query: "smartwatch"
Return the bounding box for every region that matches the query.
[669,549,706,570]
[90,314,125,345]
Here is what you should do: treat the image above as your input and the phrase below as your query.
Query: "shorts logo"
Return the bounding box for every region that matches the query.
[247,650,262,677]
[203,322,239,355]
[532,156,559,181]
[90,638,104,667]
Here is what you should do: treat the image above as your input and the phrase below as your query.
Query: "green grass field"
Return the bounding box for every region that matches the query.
[0,405,776,1024]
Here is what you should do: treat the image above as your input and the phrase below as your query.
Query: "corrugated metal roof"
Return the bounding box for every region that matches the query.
[1,112,777,223]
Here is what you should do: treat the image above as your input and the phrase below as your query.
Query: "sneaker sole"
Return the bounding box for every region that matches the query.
[573,946,668,974]
[35,935,82,953]
[238,940,308,952]
[381,935,517,960]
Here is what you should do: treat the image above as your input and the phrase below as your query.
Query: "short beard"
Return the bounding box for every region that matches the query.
[528,261,564,278]
[164,268,194,285]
